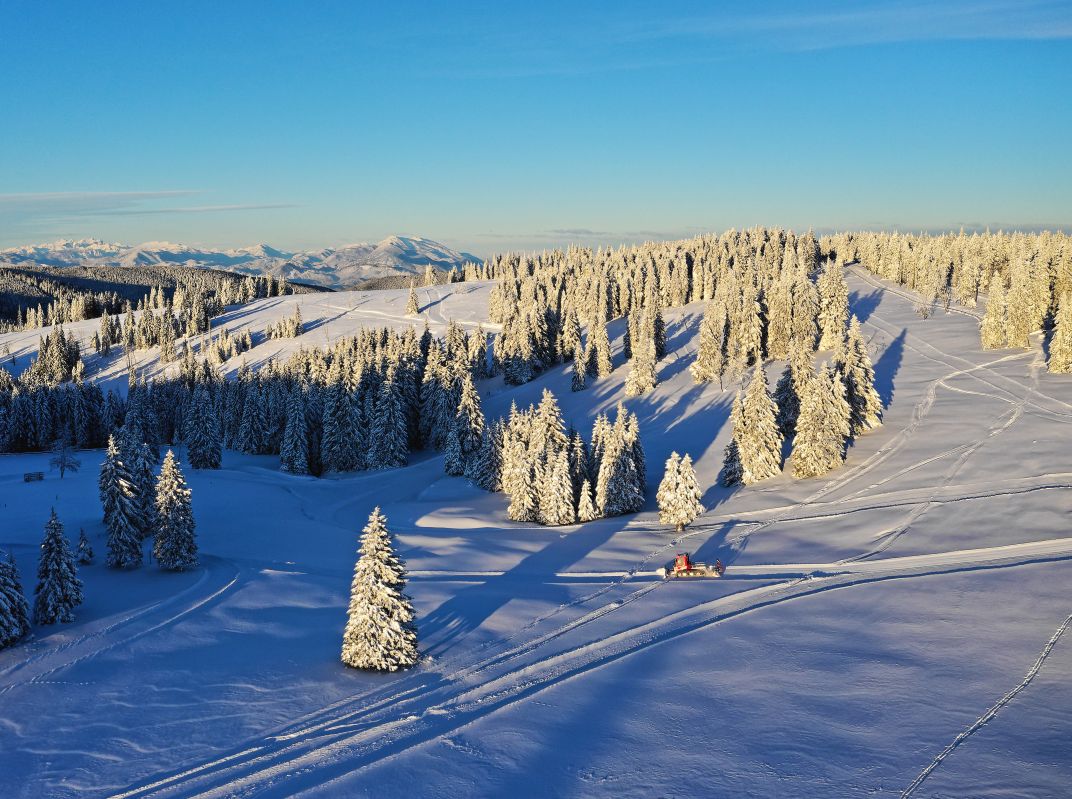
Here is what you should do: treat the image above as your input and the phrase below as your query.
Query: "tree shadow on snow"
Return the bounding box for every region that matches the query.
[872,328,907,409]
[418,514,635,660]
[849,289,883,324]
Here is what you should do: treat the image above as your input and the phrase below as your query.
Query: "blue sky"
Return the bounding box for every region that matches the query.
[1,1,1069,255]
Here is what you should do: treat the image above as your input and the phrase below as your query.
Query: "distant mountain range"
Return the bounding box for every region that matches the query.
[0,236,482,290]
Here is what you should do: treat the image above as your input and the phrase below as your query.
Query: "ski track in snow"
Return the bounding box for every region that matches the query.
[0,557,241,696]
[900,610,1072,798]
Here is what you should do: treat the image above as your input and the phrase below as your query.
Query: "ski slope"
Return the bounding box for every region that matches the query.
[1,266,1071,798]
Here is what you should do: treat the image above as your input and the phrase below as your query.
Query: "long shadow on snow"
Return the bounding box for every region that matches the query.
[872,327,907,409]
[418,514,636,660]
[849,289,883,324]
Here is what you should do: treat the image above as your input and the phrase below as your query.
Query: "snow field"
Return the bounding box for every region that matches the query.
[1,265,1071,797]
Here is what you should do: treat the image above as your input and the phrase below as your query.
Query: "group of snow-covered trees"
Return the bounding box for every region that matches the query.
[824,229,1072,369]
[459,390,645,526]
[486,229,819,392]
[0,509,89,651]
[266,306,304,339]
[720,310,882,484]
[2,265,294,333]
[0,317,492,480]
[99,431,197,571]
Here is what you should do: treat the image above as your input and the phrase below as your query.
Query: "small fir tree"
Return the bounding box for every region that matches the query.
[539,449,577,526]
[576,478,598,522]
[0,552,31,649]
[839,316,883,435]
[737,365,783,484]
[571,349,587,392]
[657,452,705,532]
[76,529,94,565]
[817,260,849,351]
[33,509,83,625]
[341,508,419,672]
[720,438,743,487]
[153,451,198,571]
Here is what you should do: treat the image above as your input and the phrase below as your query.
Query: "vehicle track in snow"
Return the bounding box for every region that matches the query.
[0,557,242,696]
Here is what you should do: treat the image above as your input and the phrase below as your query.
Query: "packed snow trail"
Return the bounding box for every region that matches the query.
[107,537,1072,799]
[900,610,1072,798]
[0,557,240,695]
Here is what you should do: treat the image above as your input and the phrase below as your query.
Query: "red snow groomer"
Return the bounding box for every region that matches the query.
[658,553,724,579]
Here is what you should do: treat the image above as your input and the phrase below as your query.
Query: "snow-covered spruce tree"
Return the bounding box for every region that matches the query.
[624,313,658,397]
[690,301,728,387]
[1048,293,1072,373]
[369,369,409,469]
[405,280,420,316]
[76,529,93,565]
[838,316,883,435]
[443,425,464,476]
[468,418,503,490]
[0,552,31,649]
[980,277,1008,350]
[153,451,198,571]
[341,507,418,672]
[452,371,485,471]
[576,478,598,522]
[1005,264,1034,349]
[321,381,363,472]
[99,435,123,523]
[280,388,309,474]
[101,438,144,569]
[792,365,852,479]
[559,308,582,363]
[720,393,746,487]
[657,452,705,532]
[736,365,783,484]
[33,509,83,625]
[128,441,158,540]
[594,405,645,517]
[817,259,849,351]
[585,317,614,378]
[185,386,222,469]
[539,449,576,526]
[720,438,743,487]
[503,433,538,522]
[571,349,587,392]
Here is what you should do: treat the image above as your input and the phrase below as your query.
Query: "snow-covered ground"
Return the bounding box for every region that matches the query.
[2,265,1071,798]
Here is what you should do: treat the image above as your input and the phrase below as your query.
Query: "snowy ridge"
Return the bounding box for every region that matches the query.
[0,235,482,289]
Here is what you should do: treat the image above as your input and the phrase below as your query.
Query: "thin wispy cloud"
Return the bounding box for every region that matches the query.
[433,1,1072,78]
[88,203,298,217]
[631,1,1072,50]
[0,191,295,238]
